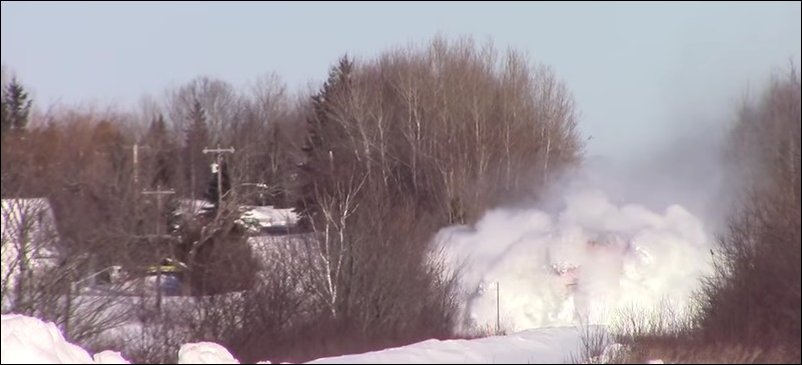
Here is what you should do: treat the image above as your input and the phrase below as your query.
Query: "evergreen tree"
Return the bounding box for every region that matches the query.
[184,100,210,199]
[91,120,127,183]
[295,55,354,229]
[144,114,175,188]
[0,96,8,137]
[2,77,32,136]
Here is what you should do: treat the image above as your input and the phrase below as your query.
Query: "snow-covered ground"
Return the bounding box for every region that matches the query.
[177,199,299,233]
[1,314,616,364]
[175,199,215,217]
[238,206,299,233]
[307,326,610,364]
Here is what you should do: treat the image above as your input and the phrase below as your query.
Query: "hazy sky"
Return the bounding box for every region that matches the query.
[2,1,800,159]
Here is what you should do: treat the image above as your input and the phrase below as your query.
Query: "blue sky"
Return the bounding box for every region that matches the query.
[2,1,800,159]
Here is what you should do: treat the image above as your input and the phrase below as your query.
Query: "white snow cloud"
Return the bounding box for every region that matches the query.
[438,186,715,334]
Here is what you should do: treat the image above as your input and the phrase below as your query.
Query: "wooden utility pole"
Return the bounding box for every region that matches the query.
[202,145,235,208]
[142,185,175,312]
[129,143,151,187]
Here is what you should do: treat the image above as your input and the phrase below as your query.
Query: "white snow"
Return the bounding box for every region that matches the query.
[176,199,299,232]
[437,188,714,334]
[238,205,299,232]
[1,314,129,364]
[307,326,610,364]
[176,199,215,216]
[1,314,611,364]
[178,342,239,364]
[92,351,130,364]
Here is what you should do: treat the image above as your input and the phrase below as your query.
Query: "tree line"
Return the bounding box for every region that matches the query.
[1,37,584,363]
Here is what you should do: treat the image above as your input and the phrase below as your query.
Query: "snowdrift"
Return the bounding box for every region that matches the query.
[1,314,611,364]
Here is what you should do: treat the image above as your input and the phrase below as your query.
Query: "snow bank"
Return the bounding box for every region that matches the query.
[0,314,129,364]
[178,342,239,364]
[2,314,608,364]
[437,187,715,333]
[92,351,130,364]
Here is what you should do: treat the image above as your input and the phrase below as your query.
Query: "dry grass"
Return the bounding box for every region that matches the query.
[611,340,800,364]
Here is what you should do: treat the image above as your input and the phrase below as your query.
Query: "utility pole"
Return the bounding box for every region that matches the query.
[202,145,235,208]
[128,143,150,187]
[142,185,175,312]
[496,281,500,335]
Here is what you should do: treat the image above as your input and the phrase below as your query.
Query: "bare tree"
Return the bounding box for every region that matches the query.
[698,66,801,348]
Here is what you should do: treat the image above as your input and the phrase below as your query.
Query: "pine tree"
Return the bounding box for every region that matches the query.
[2,77,32,135]
[0,96,8,137]
[91,120,127,182]
[295,55,354,229]
[184,100,210,200]
[144,114,175,188]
